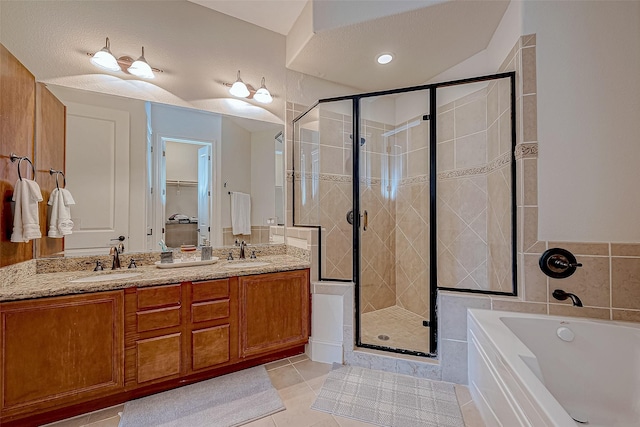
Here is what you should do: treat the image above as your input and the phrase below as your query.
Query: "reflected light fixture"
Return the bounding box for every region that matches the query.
[377,53,393,65]
[225,70,273,104]
[88,37,163,79]
[127,47,154,79]
[90,37,120,72]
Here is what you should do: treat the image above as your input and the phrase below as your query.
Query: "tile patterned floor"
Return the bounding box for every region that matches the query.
[44,355,485,427]
[361,305,431,354]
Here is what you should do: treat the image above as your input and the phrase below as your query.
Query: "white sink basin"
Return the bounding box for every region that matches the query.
[225,261,271,269]
[70,272,142,283]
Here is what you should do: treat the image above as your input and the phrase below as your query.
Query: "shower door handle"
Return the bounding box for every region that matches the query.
[363,210,368,231]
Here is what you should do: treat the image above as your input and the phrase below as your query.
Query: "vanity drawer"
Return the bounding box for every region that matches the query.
[137,284,181,310]
[192,300,230,323]
[137,306,181,332]
[192,279,229,302]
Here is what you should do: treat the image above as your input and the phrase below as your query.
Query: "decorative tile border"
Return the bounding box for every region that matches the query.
[438,153,511,180]
[400,175,429,186]
[294,172,352,183]
[515,143,538,160]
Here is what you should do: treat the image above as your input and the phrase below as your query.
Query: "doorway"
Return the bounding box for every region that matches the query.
[153,137,212,249]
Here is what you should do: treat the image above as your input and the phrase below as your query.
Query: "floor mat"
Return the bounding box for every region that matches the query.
[119,365,284,427]
[311,365,464,427]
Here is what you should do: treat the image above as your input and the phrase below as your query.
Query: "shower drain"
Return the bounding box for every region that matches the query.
[377,334,390,341]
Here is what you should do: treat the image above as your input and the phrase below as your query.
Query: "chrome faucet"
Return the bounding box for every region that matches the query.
[109,243,124,269]
[239,240,247,259]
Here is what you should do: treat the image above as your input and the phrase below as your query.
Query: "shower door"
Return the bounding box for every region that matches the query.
[356,90,433,356]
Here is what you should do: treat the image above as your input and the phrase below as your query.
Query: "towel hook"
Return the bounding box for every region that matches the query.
[10,153,35,181]
[49,169,66,189]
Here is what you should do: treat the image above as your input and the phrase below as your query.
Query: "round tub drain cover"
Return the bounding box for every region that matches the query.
[378,334,390,341]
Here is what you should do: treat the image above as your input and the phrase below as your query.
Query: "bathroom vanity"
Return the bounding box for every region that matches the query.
[0,256,310,426]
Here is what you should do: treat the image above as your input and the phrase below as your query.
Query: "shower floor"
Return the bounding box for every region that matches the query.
[361,305,430,354]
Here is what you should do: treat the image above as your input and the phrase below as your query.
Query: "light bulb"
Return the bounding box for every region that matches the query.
[90,37,120,72]
[377,53,393,65]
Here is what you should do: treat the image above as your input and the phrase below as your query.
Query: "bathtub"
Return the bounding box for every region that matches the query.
[467,309,640,426]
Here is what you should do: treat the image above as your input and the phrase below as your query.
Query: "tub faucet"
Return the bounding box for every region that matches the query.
[552,289,583,307]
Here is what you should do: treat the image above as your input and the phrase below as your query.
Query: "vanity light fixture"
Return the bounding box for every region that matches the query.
[253,77,273,104]
[229,70,250,98]
[88,37,163,79]
[89,37,120,72]
[225,71,273,104]
[127,47,154,79]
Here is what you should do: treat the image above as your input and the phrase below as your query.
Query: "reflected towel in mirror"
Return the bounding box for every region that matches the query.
[231,192,251,235]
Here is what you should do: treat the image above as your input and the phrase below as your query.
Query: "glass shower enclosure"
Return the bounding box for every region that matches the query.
[293,72,516,357]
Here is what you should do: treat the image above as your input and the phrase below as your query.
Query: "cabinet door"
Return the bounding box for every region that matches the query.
[0,291,124,417]
[192,325,229,371]
[239,270,310,358]
[136,333,181,384]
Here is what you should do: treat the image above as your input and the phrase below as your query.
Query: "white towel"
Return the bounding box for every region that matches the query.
[11,179,43,242]
[231,192,251,235]
[47,188,75,238]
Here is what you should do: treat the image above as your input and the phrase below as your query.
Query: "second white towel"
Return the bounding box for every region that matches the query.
[48,188,76,238]
[231,192,251,235]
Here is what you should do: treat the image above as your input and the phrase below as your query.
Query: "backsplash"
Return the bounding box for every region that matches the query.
[32,243,293,275]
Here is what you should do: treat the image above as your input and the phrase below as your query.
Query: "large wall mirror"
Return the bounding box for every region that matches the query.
[45,85,284,256]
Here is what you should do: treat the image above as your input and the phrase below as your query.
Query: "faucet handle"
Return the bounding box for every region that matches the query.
[227,251,234,261]
[250,250,261,259]
[128,259,138,269]
[93,261,104,271]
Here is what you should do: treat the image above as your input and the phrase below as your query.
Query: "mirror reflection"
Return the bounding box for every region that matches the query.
[45,85,284,257]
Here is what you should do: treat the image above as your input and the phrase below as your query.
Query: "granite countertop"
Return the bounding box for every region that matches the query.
[0,255,310,302]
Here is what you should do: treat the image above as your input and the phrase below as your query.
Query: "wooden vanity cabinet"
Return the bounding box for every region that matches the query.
[188,278,238,373]
[0,268,310,426]
[124,284,184,387]
[0,291,124,423]
[124,278,238,387]
[239,270,310,358]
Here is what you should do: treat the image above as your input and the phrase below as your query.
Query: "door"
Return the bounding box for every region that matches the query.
[356,90,432,356]
[64,103,130,253]
[197,145,211,246]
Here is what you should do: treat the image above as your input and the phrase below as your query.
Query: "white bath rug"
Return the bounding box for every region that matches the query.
[311,365,464,427]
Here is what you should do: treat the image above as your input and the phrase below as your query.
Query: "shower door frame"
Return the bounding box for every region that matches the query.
[292,71,517,357]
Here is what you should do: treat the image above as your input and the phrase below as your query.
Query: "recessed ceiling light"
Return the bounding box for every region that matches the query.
[377,53,393,65]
